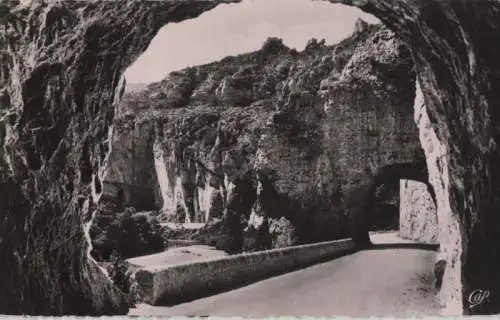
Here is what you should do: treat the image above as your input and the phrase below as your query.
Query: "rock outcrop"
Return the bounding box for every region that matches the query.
[324,0,500,315]
[399,179,438,244]
[103,115,161,211]
[109,24,423,245]
[0,0,242,315]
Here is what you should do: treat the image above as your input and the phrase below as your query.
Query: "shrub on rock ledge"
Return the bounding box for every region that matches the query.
[269,217,297,248]
[242,219,273,252]
[192,218,223,247]
[90,206,165,261]
[215,212,245,254]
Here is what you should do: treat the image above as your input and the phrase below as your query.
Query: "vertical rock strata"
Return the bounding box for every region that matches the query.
[0,0,241,315]
[104,116,161,210]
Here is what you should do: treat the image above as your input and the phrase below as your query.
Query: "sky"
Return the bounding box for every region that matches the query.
[124,0,379,85]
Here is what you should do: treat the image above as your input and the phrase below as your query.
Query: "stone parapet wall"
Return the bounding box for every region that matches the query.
[134,238,355,306]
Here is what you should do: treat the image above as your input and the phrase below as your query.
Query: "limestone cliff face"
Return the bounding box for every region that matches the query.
[111,24,423,243]
[104,115,162,211]
[0,0,241,315]
[399,179,438,244]
[325,0,500,315]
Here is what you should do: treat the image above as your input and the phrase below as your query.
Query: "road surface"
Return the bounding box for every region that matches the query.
[129,232,441,317]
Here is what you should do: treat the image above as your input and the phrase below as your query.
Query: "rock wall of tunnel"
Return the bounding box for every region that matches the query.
[399,179,438,244]
[107,22,424,245]
[0,0,245,315]
[324,0,500,315]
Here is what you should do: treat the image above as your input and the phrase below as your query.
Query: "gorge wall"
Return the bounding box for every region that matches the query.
[103,115,161,211]
[108,21,424,245]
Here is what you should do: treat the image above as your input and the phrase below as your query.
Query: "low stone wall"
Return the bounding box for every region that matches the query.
[134,238,355,306]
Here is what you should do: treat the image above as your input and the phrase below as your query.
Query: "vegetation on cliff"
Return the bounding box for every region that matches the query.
[90,205,165,261]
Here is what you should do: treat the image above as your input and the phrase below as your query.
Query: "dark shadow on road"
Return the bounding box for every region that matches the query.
[364,243,439,251]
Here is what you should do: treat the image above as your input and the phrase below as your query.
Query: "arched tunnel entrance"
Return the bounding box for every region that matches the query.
[362,161,437,244]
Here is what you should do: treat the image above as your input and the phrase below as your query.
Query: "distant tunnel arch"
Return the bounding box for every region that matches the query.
[367,161,436,207]
[365,161,436,241]
[351,161,437,247]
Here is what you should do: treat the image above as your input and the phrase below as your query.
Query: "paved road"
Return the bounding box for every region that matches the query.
[129,232,441,317]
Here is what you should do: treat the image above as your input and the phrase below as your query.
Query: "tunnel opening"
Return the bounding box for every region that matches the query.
[365,161,438,241]
[368,179,399,232]
[97,0,382,251]
[102,3,445,314]
[83,0,388,309]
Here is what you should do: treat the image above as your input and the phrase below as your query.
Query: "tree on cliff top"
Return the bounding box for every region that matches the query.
[261,37,288,55]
